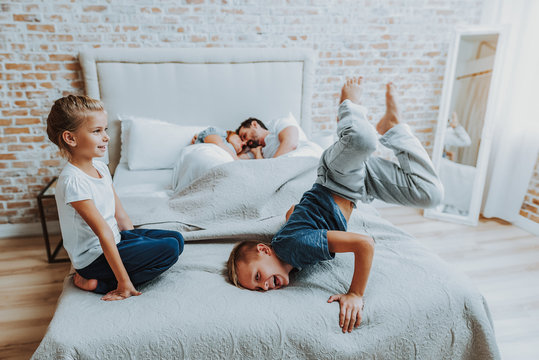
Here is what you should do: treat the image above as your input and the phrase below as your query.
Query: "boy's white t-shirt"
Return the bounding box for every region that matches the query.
[262,113,309,159]
[55,160,121,269]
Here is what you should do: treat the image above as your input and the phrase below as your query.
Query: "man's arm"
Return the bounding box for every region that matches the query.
[272,126,299,158]
[326,230,374,333]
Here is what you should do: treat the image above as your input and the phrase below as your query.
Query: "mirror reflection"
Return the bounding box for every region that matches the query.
[437,33,498,217]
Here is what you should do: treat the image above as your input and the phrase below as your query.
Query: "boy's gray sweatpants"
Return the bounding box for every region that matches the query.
[315,100,443,208]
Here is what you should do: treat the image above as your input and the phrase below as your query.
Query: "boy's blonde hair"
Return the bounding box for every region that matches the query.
[226,240,260,288]
[46,95,104,158]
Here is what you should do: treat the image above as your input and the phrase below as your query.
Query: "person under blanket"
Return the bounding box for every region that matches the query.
[227,76,443,333]
[191,126,256,160]
[47,95,184,301]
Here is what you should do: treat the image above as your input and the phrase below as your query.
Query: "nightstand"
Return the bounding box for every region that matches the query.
[37,177,69,263]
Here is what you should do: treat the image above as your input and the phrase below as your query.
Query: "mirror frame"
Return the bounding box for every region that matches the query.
[424,26,508,226]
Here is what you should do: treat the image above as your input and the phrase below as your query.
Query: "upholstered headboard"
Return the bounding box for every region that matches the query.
[79,48,315,173]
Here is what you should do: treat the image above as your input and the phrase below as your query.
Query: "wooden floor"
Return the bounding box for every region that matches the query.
[1,208,538,360]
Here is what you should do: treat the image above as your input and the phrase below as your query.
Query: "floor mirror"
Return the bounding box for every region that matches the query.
[424,26,507,225]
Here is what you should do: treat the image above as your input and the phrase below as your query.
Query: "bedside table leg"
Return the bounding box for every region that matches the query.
[50,238,69,263]
[37,194,69,263]
[37,195,53,263]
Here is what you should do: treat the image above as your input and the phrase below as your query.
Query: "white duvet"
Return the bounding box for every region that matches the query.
[172,141,323,195]
[172,143,235,195]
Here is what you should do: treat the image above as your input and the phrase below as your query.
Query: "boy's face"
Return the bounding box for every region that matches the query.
[236,244,291,291]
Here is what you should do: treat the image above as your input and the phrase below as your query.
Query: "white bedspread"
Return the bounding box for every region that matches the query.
[33,208,500,359]
[33,156,500,359]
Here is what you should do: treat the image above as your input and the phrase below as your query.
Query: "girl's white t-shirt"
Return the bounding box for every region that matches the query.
[55,160,121,269]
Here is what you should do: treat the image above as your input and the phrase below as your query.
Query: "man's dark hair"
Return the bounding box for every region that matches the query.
[236,117,267,134]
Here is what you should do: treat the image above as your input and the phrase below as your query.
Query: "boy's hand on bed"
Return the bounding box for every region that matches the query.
[328,293,364,333]
[101,281,142,301]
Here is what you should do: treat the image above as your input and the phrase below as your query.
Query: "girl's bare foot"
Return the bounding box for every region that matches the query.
[376,82,400,135]
[73,272,98,291]
[339,76,363,105]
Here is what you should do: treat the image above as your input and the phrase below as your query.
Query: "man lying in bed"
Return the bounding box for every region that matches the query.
[227,76,443,333]
[236,114,303,158]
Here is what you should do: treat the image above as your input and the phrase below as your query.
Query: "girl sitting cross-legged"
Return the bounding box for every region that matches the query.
[47,95,184,301]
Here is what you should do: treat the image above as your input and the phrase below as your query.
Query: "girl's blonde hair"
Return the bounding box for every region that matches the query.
[225,130,238,142]
[46,95,104,158]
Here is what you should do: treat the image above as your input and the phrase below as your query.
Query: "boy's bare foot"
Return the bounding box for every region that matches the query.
[376,82,400,135]
[73,272,98,291]
[339,76,363,105]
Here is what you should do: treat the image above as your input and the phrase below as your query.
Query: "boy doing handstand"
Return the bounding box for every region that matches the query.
[227,76,443,333]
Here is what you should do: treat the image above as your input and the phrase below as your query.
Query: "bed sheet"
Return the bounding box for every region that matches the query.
[113,163,172,195]
[32,206,500,359]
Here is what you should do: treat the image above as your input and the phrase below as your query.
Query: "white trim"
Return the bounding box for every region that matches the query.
[0,221,60,239]
[512,215,539,236]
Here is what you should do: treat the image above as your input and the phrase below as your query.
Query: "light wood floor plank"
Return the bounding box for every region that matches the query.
[0,235,70,360]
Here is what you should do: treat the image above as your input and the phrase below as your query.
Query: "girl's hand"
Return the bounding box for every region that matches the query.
[328,293,365,333]
[101,281,142,301]
[252,146,263,159]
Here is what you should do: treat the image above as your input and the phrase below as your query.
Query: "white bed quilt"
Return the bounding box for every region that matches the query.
[33,156,500,359]
[33,214,500,359]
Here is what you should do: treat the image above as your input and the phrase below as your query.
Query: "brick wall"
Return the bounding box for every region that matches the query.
[0,0,488,226]
[520,154,539,223]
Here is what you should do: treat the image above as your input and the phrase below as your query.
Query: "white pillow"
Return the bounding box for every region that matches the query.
[172,143,234,193]
[124,117,206,170]
[117,114,135,164]
[118,114,198,165]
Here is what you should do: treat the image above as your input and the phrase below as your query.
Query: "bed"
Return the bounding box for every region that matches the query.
[32,48,500,359]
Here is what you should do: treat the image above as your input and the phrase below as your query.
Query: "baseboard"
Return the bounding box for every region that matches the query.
[512,216,539,236]
[0,221,61,239]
